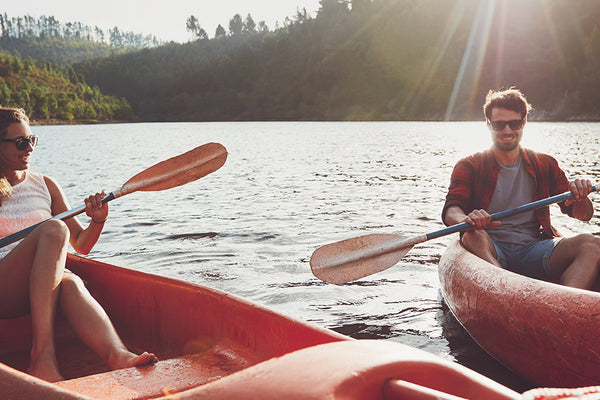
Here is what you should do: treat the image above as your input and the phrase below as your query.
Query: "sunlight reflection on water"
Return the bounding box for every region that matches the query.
[30,121,600,391]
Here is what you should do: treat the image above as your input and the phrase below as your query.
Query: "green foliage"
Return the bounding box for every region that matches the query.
[0,51,135,122]
[6,0,600,121]
[0,37,131,67]
[67,0,600,121]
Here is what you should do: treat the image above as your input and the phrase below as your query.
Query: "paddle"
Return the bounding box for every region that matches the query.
[0,142,227,248]
[310,186,597,284]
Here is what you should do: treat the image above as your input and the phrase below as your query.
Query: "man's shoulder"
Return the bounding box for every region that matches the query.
[456,149,494,165]
[521,147,560,165]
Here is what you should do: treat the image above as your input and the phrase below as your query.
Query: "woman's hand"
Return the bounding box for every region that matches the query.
[84,191,109,224]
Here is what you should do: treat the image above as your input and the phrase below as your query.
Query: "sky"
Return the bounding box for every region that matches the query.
[2,0,322,43]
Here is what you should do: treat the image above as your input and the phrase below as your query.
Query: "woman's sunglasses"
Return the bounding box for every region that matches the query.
[488,119,524,131]
[1,135,39,151]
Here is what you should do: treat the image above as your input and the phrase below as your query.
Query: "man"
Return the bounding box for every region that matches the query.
[442,88,600,290]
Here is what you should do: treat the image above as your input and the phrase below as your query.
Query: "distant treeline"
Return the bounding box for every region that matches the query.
[0,13,163,67]
[3,0,600,122]
[0,52,133,121]
[0,13,162,49]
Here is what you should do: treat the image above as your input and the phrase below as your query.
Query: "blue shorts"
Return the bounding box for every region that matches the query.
[491,238,563,280]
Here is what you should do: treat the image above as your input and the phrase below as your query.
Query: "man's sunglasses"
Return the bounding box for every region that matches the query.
[1,135,39,151]
[488,119,524,131]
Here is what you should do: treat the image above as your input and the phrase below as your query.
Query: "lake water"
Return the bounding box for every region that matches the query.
[29,121,600,392]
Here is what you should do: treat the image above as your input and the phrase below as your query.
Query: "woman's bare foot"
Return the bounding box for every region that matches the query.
[108,350,158,370]
[27,351,64,382]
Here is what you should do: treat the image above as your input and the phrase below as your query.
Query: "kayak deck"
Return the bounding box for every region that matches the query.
[55,352,247,400]
[1,315,257,399]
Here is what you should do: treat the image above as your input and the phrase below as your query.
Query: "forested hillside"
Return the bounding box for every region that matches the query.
[72,0,600,121]
[0,52,133,121]
[3,0,600,122]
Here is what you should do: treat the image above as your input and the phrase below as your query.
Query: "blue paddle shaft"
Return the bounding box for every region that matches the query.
[426,186,596,241]
[0,192,115,249]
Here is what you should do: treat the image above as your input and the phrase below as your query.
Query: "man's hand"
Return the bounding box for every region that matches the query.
[564,179,593,207]
[463,209,502,230]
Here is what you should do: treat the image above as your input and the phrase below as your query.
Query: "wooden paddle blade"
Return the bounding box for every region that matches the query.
[118,142,227,196]
[310,233,412,284]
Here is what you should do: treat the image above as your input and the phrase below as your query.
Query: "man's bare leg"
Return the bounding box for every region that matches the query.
[460,230,502,267]
[549,234,600,290]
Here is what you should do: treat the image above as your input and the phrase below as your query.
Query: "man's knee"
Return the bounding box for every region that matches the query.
[576,234,600,262]
[461,230,488,249]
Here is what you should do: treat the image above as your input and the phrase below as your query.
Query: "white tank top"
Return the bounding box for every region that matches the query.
[0,172,52,259]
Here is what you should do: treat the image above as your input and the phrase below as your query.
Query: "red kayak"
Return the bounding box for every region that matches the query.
[439,238,600,387]
[0,253,526,399]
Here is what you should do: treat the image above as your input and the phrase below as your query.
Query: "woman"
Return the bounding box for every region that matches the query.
[0,107,157,382]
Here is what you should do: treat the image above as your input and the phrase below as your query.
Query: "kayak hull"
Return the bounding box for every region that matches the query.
[439,238,600,387]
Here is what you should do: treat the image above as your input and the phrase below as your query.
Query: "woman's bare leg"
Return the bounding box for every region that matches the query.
[0,220,70,382]
[58,272,157,370]
[0,220,155,382]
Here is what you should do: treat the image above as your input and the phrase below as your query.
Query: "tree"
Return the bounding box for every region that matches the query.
[229,14,243,36]
[215,24,226,39]
[109,26,123,47]
[186,15,207,40]
[317,0,350,20]
[23,56,36,72]
[295,8,310,23]
[257,21,269,32]
[94,26,105,43]
[10,55,23,74]
[243,14,256,34]
[31,87,49,119]
[47,94,58,116]
[0,82,11,106]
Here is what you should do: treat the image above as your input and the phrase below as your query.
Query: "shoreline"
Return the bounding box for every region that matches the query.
[30,119,131,126]
[28,116,600,126]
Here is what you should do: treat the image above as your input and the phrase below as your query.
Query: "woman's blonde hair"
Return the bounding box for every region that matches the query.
[0,107,30,204]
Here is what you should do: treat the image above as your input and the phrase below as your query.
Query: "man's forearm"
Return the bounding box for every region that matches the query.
[572,198,594,221]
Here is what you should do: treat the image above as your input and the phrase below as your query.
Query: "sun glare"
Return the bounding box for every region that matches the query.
[444,0,496,120]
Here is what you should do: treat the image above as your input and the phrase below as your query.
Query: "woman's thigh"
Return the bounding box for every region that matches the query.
[0,221,68,317]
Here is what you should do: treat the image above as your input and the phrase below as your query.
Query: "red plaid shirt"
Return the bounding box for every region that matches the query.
[443,147,572,238]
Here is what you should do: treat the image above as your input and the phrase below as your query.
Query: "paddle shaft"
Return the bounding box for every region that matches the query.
[326,186,596,269]
[429,187,596,240]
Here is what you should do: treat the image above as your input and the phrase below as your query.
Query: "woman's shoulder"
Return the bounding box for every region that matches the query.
[39,174,63,197]
[25,171,54,188]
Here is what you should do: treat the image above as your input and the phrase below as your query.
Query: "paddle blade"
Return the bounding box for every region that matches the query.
[118,142,227,196]
[310,234,413,284]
